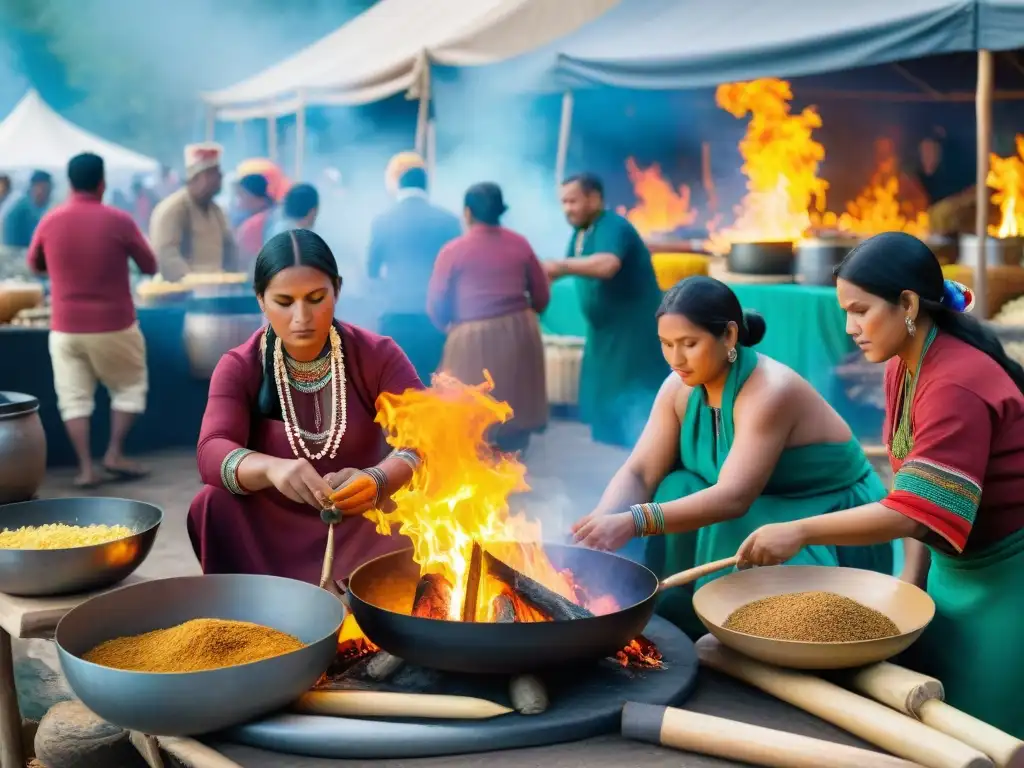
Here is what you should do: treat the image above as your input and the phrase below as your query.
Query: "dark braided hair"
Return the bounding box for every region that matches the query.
[253,229,342,418]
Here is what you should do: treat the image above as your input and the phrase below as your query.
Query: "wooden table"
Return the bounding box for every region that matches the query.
[0,574,147,768]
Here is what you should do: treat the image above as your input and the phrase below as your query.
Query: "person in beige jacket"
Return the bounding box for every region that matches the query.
[149,143,236,280]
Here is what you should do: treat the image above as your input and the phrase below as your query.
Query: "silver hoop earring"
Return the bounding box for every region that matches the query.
[727,347,738,363]
[905,316,916,337]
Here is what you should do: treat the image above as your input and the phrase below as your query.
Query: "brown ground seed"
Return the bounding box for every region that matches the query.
[723,591,900,642]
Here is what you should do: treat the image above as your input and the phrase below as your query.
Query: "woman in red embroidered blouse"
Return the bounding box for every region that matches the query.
[737,232,1024,737]
[426,182,550,452]
[188,229,423,584]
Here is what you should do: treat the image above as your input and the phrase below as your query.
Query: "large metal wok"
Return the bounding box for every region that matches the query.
[345,543,723,675]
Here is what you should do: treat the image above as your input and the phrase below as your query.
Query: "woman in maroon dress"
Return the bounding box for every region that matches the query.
[188,229,423,583]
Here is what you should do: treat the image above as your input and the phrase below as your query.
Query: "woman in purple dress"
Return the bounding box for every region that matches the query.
[188,229,423,583]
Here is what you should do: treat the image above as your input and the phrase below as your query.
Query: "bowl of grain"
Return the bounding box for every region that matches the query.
[0,497,162,596]
[56,574,344,736]
[692,565,935,669]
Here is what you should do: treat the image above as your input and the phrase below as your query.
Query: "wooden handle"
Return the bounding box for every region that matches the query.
[293,690,513,720]
[659,556,737,591]
[158,737,245,768]
[318,523,335,590]
[848,662,944,717]
[622,702,925,768]
[695,635,992,768]
[851,663,1024,768]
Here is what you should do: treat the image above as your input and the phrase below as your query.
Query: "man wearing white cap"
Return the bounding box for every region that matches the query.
[149,143,235,281]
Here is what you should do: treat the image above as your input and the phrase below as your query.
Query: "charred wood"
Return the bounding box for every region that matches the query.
[365,652,405,681]
[461,541,483,623]
[483,551,593,621]
[411,573,453,620]
[509,674,549,715]
[491,591,517,623]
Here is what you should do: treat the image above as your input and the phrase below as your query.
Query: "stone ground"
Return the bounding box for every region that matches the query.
[19,420,890,766]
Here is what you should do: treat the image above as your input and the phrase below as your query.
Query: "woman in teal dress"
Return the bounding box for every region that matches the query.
[572,276,894,637]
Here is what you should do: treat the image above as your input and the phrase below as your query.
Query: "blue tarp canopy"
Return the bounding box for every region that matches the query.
[436,0,1024,96]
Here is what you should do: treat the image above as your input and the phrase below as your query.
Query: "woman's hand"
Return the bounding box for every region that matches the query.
[736,522,806,568]
[572,512,635,551]
[330,469,394,516]
[265,458,335,510]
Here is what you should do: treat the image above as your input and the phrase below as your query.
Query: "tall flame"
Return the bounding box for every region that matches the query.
[618,157,697,238]
[366,373,598,621]
[835,138,929,238]
[708,78,828,251]
[988,135,1024,239]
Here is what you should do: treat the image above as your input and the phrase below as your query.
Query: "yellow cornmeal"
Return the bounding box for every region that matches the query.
[0,524,134,550]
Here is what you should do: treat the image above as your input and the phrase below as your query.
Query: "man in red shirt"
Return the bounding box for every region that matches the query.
[27,153,159,488]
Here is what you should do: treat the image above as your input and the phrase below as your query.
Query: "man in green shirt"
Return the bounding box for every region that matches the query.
[544,173,666,447]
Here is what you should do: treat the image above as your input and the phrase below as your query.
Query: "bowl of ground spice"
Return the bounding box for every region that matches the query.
[55,574,344,736]
[692,565,935,669]
[0,497,162,596]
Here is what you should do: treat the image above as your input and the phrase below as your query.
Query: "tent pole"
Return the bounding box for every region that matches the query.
[414,51,431,156]
[267,110,278,163]
[974,49,994,318]
[554,91,574,188]
[296,90,307,181]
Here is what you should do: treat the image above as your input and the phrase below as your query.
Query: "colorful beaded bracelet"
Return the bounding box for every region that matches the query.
[221,448,254,496]
[628,502,666,537]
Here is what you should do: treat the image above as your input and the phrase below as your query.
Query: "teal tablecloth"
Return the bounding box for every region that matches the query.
[541,278,883,442]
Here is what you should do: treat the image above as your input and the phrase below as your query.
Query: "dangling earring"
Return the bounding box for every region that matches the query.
[905,316,916,337]
[727,347,738,363]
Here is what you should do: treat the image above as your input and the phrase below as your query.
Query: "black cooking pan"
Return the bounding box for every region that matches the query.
[345,544,734,674]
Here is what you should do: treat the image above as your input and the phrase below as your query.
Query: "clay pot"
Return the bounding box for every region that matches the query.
[0,282,44,324]
[543,335,584,407]
[0,392,46,504]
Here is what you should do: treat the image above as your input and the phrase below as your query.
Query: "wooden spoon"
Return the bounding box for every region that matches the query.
[659,556,739,591]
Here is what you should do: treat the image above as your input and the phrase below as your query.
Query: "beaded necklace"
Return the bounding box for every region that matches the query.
[890,325,937,461]
[272,326,347,461]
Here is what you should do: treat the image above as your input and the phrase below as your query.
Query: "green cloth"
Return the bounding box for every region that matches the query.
[902,529,1024,738]
[567,211,666,447]
[645,346,894,637]
[539,280,884,441]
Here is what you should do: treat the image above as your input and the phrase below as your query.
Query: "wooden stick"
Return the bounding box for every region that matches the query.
[695,635,992,768]
[461,541,483,623]
[411,574,453,620]
[659,556,738,591]
[849,663,1024,768]
[491,591,517,623]
[0,629,24,768]
[294,691,513,720]
[129,732,165,768]
[622,703,925,768]
[318,523,335,590]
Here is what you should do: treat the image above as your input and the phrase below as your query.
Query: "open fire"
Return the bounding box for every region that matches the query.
[988,134,1024,239]
[336,372,661,671]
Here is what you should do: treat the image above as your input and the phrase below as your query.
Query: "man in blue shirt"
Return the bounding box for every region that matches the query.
[3,171,52,247]
[368,153,461,381]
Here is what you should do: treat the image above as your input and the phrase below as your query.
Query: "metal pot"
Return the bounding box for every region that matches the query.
[726,241,794,276]
[795,238,859,286]
[183,296,265,380]
[958,234,1023,268]
[0,392,46,504]
[928,235,960,266]
[542,335,585,406]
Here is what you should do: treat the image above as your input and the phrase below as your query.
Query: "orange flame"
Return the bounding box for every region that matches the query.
[365,372,606,621]
[834,138,929,238]
[708,78,828,252]
[987,135,1024,238]
[617,158,698,238]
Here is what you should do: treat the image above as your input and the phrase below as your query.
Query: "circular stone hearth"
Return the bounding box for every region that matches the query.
[224,615,697,759]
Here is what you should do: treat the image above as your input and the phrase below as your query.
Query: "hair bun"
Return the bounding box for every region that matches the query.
[741,309,766,346]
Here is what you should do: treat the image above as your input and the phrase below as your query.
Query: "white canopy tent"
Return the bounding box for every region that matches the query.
[0,90,160,178]
[200,0,618,172]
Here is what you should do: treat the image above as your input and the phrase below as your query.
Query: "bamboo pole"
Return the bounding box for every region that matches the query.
[975,50,994,318]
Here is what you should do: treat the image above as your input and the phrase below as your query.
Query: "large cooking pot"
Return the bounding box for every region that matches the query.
[726,241,794,276]
[346,544,724,675]
[183,295,264,380]
[795,238,859,286]
[0,392,46,504]
[958,234,1023,268]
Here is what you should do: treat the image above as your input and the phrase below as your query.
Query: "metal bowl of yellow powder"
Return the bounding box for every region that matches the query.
[56,574,344,736]
[0,497,162,596]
